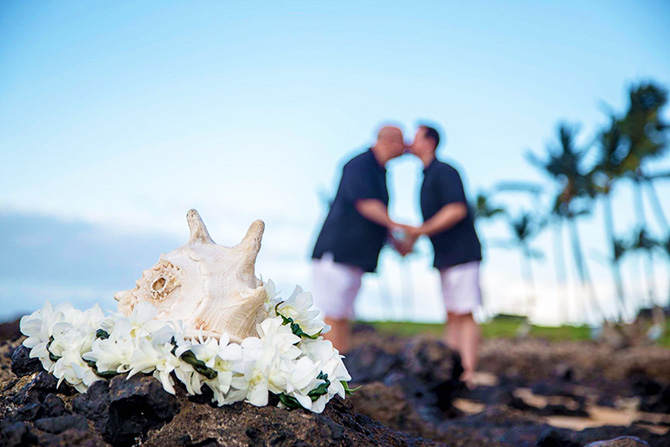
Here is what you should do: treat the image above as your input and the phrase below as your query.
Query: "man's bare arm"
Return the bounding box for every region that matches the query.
[414,202,467,237]
[354,199,395,228]
[355,199,419,256]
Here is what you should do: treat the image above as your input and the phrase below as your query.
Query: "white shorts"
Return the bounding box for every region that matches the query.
[312,253,364,320]
[439,261,482,315]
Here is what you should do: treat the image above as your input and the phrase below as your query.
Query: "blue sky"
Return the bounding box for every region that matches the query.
[1,0,669,324]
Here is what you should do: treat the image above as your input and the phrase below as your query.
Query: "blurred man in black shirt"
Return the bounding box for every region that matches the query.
[312,126,408,353]
[405,124,483,384]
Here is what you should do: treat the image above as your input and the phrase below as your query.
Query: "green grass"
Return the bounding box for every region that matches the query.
[363,315,600,343]
[659,331,670,348]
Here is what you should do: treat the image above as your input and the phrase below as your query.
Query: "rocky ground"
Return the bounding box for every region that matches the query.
[344,324,670,447]
[1,319,669,446]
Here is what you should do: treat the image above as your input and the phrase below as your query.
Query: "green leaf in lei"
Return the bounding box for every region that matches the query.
[82,359,120,378]
[95,329,110,339]
[276,393,305,410]
[307,372,330,401]
[179,350,218,380]
[341,381,360,396]
[274,303,322,340]
[46,336,61,362]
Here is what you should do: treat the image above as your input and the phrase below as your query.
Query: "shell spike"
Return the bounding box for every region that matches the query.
[235,220,264,280]
[187,209,214,244]
[238,220,264,252]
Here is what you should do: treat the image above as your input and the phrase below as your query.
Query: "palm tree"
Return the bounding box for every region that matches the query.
[628,228,667,341]
[528,124,606,324]
[591,117,628,319]
[619,83,669,311]
[495,181,572,322]
[473,190,505,221]
[629,228,661,309]
[640,170,670,234]
[659,234,670,308]
[619,83,669,234]
[505,211,544,328]
[620,83,669,175]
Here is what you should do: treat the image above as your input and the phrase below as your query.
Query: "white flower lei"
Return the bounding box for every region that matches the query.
[19,280,353,413]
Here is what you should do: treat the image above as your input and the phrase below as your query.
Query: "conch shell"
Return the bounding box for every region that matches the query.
[114,209,268,343]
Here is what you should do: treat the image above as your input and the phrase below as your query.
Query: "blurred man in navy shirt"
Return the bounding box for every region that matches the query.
[312,126,408,353]
[405,124,483,384]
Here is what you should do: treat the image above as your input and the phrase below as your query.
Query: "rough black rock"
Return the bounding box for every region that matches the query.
[34,415,88,434]
[10,371,59,406]
[10,345,43,377]
[345,335,463,425]
[0,420,37,447]
[344,343,400,383]
[585,436,651,446]
[42,393,67,418]
[73,374,180,446]
[536,427,581,447]
[16,402,43,421]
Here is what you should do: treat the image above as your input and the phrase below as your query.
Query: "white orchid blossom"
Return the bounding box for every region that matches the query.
[20,281,352,413]
[272,285,331,338]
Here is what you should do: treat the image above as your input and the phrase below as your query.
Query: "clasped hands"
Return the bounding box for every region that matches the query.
[389,224,424,257]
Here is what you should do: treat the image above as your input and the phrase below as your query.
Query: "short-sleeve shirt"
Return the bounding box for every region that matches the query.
[420,158,482,269]
[312,149,389,272]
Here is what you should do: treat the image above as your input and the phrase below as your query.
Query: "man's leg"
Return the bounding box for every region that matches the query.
[445,312,479,383]
[456,312,480,383]
[323,318,351,353]
[440,262,482,385]
[312,254,363,355]
[445,311,461,351]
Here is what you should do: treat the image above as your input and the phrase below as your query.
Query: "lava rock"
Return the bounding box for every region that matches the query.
[345,334,463,424]
[536,427,581,447]
[16,402,43,421]
[72,380,110,421]
[10,345,42,377]
[37,428,107,447]
[0,420,37,447]
[348,381,438,438]
[401,336,462,385]
[638,384,670,414]
[344,343,399,383]
[74,374,179,446]
[43,393,67,417]
[109,373,180,420]
[631,376,663,397]
[35,415,88,434]
[144,392,431,447]
[585,436,650,446]
[10,371,59,405]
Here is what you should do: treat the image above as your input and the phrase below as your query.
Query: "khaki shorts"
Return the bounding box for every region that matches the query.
[311,253,364,320]
[439,261,482,315]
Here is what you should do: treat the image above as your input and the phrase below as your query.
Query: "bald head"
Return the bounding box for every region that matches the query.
[377,126,403,143]
[372,125,406,163]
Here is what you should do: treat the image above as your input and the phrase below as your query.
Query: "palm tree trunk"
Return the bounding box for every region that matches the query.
[645,179,669,233]
[567,217,604,323]
[633,176,657,308]
[553,219,570,324]
[520,244,536,321]
[602,191,626,320]
[645,250,657,307]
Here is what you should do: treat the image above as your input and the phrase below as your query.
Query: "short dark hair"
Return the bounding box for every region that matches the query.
[420,125,440,149]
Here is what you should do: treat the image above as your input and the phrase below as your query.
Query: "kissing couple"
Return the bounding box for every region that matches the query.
[311,124,483,384]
